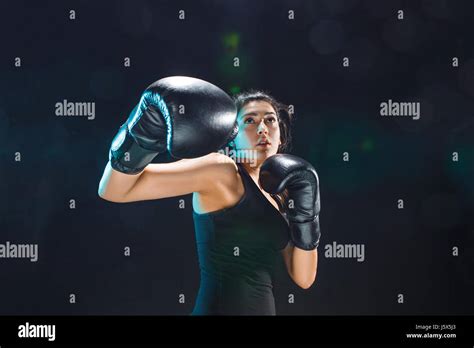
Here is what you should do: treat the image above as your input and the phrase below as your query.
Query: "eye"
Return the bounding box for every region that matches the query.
[266,116,277,123]
[244,118,255,124]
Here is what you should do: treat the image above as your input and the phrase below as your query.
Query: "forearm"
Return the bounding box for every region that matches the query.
[288,245,318,289]
[259,154,321,288]
[98,161,143,202]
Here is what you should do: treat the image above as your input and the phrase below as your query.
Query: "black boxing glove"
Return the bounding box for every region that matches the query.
[110,76,237,174]
[259,154,321,250]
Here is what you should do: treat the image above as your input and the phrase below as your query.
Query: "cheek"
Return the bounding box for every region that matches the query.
[244,126,258,136]
[234,127,256,146]
[241,125,259,140]
[271,126,281,140]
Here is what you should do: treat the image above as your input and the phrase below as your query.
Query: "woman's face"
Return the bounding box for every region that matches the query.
[232,100,281,164]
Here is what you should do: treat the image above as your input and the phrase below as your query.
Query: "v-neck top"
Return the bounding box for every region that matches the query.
[191,162,290,315]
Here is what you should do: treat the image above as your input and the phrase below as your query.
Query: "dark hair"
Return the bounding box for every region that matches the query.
[232,90,293,213]
[233,90,293,153]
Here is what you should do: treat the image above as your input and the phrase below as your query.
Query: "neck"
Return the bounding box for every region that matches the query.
[241,162,261,179]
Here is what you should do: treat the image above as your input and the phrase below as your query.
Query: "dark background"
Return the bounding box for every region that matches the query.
[0,0,473,315]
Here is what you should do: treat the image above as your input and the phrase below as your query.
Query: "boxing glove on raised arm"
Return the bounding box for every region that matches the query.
[110,76,238,174]
[259,154,321,250]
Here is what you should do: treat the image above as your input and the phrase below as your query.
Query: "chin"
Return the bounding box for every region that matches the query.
[255,148,277,159]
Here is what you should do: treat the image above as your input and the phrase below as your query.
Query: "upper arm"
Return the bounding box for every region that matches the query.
[117,152,237,202]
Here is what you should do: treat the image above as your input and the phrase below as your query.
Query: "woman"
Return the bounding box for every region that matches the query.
[99,78,319,315]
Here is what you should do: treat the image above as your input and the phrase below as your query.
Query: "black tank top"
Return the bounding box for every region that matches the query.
[191,162,290,315]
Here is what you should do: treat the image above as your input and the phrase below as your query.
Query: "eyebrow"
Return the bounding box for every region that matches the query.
[242,111,277,117]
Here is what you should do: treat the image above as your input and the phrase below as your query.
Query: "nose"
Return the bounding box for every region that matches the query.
[257,119,268,135]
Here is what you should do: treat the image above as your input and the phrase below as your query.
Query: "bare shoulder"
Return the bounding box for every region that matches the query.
[202,151,237,166]
[201,152,239,186]
[192,152,243,213]
[167,152,238,191]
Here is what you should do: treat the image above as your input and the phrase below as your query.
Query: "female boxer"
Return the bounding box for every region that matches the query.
[98,77,320,315]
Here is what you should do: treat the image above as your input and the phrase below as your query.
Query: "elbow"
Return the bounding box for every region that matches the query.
[98,193,126,203]
[97,163,126,202]
[97,186,105,199]
[297,277,316,290]
[293,269,317,290]
[98,190,113,202]
[97,185,110,201]
[98,179,110,201]
[98,187,125,203]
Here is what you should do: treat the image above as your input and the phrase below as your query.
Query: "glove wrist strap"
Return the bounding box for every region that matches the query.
[289,216,321,251]
[109,125,160,175]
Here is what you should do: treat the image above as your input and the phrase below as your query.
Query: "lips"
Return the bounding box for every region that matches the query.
[257,139,271,146]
